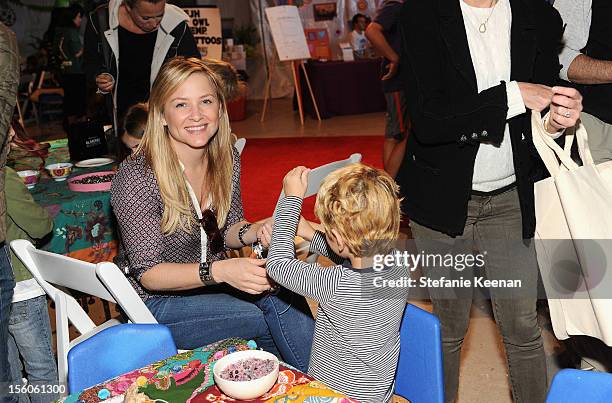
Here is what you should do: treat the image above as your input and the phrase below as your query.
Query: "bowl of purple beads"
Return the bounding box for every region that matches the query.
[213,350,279,400]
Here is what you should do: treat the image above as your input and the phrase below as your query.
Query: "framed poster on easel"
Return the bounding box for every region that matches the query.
[262,5,321,125]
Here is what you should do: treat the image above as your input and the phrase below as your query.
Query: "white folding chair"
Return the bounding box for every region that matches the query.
[234,137,246,155]
[10,240,156,388]
[274,153,362,262]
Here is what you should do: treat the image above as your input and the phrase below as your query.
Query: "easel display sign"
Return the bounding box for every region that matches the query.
[183,6,222,60]
[265,5,311,62]
[263,5,321,125]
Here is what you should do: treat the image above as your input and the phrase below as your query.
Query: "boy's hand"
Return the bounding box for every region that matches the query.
[283,166,310,198]
[256,217,273,247]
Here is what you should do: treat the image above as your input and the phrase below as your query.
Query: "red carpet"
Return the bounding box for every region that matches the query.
[240,136,384,221]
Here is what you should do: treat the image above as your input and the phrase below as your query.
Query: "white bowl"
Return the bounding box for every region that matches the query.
[45,162,73,181]
[17,170,40,189]
[213,350,279,400]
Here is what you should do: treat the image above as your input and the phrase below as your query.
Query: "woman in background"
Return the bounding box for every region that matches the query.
[54,3,86,128]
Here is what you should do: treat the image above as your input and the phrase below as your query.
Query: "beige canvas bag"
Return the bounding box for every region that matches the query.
[532,110,612,346]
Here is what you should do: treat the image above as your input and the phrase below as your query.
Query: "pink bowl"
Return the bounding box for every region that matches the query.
[68,171,115,192]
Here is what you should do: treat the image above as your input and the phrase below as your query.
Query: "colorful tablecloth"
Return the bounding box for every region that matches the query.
[8,140,117,263]
[61,339,357,403]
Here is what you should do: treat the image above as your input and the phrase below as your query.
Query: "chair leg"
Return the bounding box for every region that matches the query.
[55,293,70,393]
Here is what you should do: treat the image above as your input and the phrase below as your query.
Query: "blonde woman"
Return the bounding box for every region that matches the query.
[110,57,313,371]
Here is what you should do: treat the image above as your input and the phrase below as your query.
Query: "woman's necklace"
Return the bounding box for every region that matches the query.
[474,0,498,34]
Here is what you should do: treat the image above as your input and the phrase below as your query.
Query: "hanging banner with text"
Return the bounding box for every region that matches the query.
[182,6,222,60]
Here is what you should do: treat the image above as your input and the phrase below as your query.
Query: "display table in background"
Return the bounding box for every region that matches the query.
[8,139,119,324]
[297,58,386,119]
[61,338,357,403]
[8,139,117,263]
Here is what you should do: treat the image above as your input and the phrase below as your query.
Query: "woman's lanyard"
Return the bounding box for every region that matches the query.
[181,163,208,263]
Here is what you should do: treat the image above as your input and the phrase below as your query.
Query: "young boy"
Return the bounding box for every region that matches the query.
[266,163,409,403]
[5,123,58,401]
[121,102,148,154]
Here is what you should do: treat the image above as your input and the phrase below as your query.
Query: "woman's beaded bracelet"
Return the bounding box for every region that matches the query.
[238,223,252,247]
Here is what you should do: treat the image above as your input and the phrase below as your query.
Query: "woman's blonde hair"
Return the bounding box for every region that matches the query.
[314,163,401,257]
[136,57,234,235]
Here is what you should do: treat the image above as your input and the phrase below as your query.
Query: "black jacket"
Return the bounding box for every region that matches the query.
[83,3,199,125]
[83,4,199,84]
[396,0,563,238]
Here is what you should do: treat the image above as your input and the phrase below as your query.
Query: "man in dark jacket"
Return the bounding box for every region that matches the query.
[397,0,582,402]
[83,0,199,130]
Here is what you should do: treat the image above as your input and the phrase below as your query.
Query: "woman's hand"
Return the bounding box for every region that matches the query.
[517,82,553,112]
[283,166,310,198]
[256,218,273,247]
[545,86,583,133]
[96,73,114,93]
[211,258,273,294]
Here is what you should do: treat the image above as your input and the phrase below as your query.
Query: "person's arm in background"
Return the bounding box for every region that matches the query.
[5,168,53,241]
[175,21,201,59]
[554,0,612,84]
[83,9,114,93]
[365,2,401,80]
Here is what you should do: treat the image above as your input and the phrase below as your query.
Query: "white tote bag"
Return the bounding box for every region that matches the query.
[532,111,612,346]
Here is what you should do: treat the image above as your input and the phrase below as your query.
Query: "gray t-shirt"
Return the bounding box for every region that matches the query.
[553,0,592,81]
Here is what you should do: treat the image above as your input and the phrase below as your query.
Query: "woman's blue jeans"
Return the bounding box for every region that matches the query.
[145,286,314,373]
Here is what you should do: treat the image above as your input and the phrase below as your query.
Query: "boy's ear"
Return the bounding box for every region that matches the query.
[330,229,345,253]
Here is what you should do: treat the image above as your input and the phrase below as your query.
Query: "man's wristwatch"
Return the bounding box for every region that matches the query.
[199,262,217,286]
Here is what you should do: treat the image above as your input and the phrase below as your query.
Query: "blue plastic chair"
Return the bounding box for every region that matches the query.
[546,369,612,403]
[67,323,178,394]
[395,304,445,403]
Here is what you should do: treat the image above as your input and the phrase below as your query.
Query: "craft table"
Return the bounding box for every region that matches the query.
[60,338,357,403]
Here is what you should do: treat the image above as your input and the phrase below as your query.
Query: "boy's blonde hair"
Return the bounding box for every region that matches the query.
[314,163,401,257]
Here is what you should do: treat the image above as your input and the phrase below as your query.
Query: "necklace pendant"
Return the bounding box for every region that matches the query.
[478,23,487,33]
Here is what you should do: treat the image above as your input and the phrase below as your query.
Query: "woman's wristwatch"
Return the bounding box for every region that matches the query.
[199,262,217,286]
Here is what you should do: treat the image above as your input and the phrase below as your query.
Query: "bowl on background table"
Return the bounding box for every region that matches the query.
[17,170,40,189]
[67,171,115,192]
[45,162,73,181]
